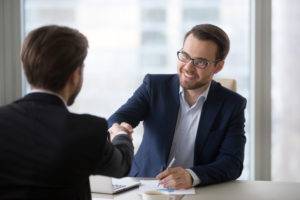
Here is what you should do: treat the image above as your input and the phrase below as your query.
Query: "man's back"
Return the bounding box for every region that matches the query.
[0,93,131,200]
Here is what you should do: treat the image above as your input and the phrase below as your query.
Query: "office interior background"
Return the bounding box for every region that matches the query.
[0,0,299,182]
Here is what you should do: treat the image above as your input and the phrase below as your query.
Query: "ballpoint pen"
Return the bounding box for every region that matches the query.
[167,157,176,169]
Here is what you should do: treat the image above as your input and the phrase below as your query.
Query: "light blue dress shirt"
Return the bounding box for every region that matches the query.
[167,83,210,186]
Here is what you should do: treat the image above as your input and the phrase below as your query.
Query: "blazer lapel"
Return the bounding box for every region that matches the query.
[162,75,180,166]
[194,81,224,160]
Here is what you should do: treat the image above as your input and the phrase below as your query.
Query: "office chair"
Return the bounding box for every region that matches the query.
[215,78,237,92]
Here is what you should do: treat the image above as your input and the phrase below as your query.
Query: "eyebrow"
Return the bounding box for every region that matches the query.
[182,50,209,61]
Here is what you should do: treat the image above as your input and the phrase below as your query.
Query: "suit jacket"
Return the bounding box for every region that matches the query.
[108,74,246,186]
[0,93,133,200]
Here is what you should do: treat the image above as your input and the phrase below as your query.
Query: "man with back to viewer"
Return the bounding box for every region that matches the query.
[108,24,247,189]
[0,25,133,200]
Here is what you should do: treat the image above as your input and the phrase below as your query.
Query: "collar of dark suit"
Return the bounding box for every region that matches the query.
[206,80,225,102]
[16,93,68,109]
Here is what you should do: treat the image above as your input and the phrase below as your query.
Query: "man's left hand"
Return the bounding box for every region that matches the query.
[156,167,193,189]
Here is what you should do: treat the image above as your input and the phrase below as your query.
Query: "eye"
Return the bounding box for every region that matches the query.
[194,58,208,66]
[178,51,190,62]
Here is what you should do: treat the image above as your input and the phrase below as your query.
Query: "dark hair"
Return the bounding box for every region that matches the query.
[21,25,88,92]
[184,24,230,61]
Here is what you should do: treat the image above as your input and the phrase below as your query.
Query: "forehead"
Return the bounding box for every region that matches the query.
[182,34,218,60]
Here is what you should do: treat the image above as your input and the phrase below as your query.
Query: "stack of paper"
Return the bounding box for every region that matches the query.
[139,180,195,195]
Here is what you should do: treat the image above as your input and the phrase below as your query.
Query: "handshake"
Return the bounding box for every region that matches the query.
[108,122,134,141]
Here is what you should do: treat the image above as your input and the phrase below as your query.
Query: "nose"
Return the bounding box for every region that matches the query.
[183,60,195,71]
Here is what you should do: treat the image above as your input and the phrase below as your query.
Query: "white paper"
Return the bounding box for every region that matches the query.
[139,180,195,195]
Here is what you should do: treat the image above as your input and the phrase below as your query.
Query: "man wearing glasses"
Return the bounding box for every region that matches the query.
[108,24,246,189]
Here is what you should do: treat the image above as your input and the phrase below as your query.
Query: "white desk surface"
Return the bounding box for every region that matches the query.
[92,180,300,200]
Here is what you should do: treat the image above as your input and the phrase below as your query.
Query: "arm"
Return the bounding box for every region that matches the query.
[92,123,134,178]
[108,74,151,128]
[93,134,134,178]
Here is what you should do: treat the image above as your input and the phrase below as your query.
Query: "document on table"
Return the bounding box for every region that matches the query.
[139,180,195,195]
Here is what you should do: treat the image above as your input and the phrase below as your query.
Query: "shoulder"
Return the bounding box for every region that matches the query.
[66,113,108,139]
[144,73,178,83]
[67,112,107,128]
[0,101,28,118]
[211,81,247,106]
[142,74,179,89]
[0,104,11,114]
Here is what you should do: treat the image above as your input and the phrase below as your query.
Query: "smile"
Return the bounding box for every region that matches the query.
[183,72,196,79]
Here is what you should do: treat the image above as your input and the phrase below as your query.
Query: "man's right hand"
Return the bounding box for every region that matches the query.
[120,122,133,133]
[108,123,133,141]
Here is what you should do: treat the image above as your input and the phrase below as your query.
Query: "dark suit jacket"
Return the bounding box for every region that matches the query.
[0,93,133,200]
[108,74,246,186]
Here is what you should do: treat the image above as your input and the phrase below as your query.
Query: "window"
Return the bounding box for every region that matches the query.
[24,0,251,179]
[272,0,300,181]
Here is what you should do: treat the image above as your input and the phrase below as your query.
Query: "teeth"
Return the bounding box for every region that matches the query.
[184,72,194,78]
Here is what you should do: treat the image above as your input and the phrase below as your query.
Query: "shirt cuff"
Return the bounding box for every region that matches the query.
[109,131,129,141]
[116,131,128,135]
[186,169,200,186]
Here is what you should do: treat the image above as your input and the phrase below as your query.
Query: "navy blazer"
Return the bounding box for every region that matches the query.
[108,74,247,186]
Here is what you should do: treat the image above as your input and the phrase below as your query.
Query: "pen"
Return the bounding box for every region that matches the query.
[167,157,176,168]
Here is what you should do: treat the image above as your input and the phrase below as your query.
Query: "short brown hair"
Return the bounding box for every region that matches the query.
[184,24,230,61]
[21,25,88,92]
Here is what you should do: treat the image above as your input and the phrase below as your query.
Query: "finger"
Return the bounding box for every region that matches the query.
[166,177,189,190]
[162,177,183,189]
[108,123,118,133]
[160,172,181,184]
[120,122,132,128]
[156,168,176,179]
[120,122,133,133]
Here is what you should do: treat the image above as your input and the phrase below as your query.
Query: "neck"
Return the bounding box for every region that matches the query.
[184,82,210,106]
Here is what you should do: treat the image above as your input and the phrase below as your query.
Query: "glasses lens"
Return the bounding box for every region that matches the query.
[193,58,208,68]
[178,51,190,62]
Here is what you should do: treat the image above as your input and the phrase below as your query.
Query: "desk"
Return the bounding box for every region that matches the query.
[92,180,300,200]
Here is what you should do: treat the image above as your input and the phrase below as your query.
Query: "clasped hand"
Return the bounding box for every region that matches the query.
[108,122,133,141]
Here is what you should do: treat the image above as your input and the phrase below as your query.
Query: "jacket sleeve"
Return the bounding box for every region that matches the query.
[191,98,247,186]
[93,134,134,178]
[108,74,151,128]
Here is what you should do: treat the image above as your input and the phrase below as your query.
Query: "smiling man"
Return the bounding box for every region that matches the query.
[108,24,247,189]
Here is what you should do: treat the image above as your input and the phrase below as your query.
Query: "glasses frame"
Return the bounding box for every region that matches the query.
[177,50,221,69]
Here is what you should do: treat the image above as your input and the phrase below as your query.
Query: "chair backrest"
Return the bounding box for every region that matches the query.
[215,78,237,92]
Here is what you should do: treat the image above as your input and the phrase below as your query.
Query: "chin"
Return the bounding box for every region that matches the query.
[180,79,209,90]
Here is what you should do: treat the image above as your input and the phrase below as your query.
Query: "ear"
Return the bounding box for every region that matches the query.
[213,60,224,74]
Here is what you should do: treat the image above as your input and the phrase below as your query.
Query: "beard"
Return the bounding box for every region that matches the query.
[179,72,211,90]
[67,79,82,106]
[67,87,80,106]
[180,78,209,90]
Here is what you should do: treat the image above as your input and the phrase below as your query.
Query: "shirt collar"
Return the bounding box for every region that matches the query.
[179,81,211,101]
[29,88,67,106]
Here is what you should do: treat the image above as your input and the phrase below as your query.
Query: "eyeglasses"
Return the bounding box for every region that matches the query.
[177,50,220,69]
